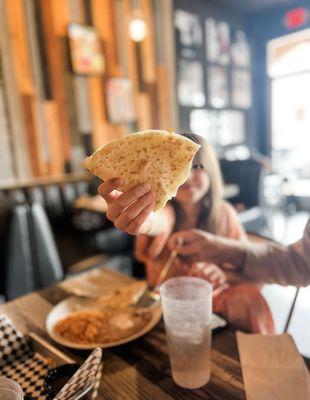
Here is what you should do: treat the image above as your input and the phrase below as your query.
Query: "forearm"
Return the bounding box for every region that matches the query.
[243,241,310,286]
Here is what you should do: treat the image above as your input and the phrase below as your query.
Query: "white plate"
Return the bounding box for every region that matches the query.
[46,296,162,350]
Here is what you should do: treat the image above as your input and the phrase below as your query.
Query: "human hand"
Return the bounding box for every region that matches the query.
[98,178,155,235]
[189,262,227,289]
[168,229,245,269]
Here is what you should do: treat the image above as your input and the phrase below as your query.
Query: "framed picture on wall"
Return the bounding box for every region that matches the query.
[232,70,252,108]
[231,29,251,67]
[106,78,135,123]
[174,10,203,47]
[178,59,205,107]
[68,23,105,75]
[189,109,219,145]
[205,18,230,65]
[218,110,245,145]
[208,66,229,108]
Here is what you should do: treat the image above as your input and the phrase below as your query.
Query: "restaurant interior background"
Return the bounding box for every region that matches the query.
[0,0,309,355]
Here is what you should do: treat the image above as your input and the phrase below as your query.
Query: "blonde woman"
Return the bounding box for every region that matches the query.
[99,134,274,333]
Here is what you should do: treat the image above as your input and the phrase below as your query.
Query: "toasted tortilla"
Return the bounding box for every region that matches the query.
[83,130,200,210]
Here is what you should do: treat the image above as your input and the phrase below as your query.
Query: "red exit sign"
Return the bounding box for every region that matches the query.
[285,8,309,29]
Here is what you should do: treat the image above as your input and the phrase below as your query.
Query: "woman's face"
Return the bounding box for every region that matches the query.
[176,166,210,204]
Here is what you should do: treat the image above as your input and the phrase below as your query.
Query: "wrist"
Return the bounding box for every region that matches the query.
[211,236,246,270]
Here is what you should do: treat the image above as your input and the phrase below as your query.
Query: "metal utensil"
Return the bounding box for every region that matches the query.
[155,250,178,288]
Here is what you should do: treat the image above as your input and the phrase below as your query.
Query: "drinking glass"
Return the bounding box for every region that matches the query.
[160,277,212,389]
[0,378,23,400]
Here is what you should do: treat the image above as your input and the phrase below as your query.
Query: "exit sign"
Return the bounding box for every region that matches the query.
[285,8,309,29]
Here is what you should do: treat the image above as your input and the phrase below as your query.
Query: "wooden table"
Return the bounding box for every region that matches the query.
[0,269,245,400]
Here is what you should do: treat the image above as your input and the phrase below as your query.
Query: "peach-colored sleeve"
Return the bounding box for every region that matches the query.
[134,204,175,263]
[218,201,247,241]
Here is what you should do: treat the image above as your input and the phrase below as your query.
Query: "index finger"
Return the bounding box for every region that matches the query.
[98,178,123,204]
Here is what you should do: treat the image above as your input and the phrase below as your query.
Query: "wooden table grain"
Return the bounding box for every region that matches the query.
[0,269,246,400]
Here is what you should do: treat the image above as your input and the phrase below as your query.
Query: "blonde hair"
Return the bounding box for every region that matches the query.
[173,133,224,234]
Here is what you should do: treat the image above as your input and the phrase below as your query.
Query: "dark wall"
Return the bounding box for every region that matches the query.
[173,0,258,150]
[247,1,310,155]
[174,0,310,156]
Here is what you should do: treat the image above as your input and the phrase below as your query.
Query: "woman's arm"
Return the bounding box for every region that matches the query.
[168,220,310,287]
[219,201,247,241]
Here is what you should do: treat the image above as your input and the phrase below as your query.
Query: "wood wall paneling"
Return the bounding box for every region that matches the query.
[90,0,123,145]
[0,0,175,180]
[0,84,15,181]
[43,101,65,175]
[40,0,72,164]
[88,76,111,149]
[140,0,157,84]
[91,0,121,77]
[0,0,31,179]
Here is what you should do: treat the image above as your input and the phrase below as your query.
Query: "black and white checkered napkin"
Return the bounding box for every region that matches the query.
[0,315,49,400]
[54,348,102,400]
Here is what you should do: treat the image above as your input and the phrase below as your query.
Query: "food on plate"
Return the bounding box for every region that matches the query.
[82,130,200,210]
[54,309,152,345]
[96,280,147,309]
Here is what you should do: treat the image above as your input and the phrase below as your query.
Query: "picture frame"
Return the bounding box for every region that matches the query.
[189,109,219,145]
[205,18,230,65]
[208,66,229,108]
[231,29,251,67]
[68,23,105,75]
[218,110,245,145]
[174,10,203,47]
[106,78,135,124]
[178,59,205,107]
[232,69,252,109]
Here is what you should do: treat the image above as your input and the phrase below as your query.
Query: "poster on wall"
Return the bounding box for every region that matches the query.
[218,110,245,145]
[208,66,228,108]
[232,70,252,108]
[106,78,135,123]
[68,23,105,75]
[174,10,203,47]
[205,18,230,65]
[178,59,205,107]
[231,30,251,67]
[189,109,218,145]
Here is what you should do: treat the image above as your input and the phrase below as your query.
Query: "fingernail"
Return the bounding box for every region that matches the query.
[143,183,151,191]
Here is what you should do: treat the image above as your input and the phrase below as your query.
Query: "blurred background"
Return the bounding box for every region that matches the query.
[0,0,309,353]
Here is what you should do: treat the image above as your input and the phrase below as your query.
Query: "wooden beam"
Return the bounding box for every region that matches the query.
[157,65,169,129]
[91,0,121,77]
[140,0,157,83]
[43,101,65,175]
[39,0,72,160]
[22,95,48,176]
[88,77,111,149]
[0,0,31,179]
[5,0,34,94]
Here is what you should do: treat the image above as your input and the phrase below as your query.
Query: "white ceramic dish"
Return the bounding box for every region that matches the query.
[46,296,162,350]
